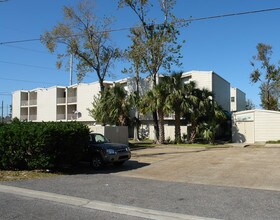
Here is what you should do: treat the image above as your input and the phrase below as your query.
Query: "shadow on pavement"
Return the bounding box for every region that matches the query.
[56,160,150,175]
[133,149,207,158]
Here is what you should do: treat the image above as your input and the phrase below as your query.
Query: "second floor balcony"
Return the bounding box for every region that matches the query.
[21,100,28,106]
[29,99,37,106]
[67,96,77,103]
[57,97,66,104]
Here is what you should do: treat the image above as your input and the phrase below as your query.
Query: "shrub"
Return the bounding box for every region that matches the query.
[0,121,89,170]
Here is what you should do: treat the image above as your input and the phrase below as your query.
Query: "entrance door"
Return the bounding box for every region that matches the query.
[235,121,254,143]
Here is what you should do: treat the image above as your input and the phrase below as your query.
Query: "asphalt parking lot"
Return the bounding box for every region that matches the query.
[115,145,280,191]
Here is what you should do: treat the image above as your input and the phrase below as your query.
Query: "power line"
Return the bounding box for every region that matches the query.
[3,44,50,54]
[0,7,279,45]
[0,60,59,71]
[0,93,11,96]
[0,38,40,45]
[0,76,59,85]
[186,7,280,22]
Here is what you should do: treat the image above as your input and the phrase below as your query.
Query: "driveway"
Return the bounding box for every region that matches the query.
[115,146,280,191]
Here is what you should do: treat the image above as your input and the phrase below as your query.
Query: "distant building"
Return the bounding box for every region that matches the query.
[12,82,112,124]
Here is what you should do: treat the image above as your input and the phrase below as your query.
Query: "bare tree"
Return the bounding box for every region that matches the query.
[250,43,280,110]
[41,1,120,91]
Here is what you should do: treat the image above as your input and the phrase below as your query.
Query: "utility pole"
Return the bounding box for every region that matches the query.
[69,54,73,86]
[1,101,3,123]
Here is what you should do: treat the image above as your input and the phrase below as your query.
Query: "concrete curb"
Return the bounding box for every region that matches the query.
[0,184,221,220]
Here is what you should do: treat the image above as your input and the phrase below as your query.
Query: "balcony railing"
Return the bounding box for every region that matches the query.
[21,100,28,106]
[57,97,66,104]
[57,114,66,120]
[67,114,74,120]
[29,115,37,121]
[29,100,37,105]
[67,96,77,103]
[20,115,28,121]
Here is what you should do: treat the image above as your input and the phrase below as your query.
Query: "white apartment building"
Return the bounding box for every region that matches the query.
[181,71,231,112]
[12,81,112,123]
[230,87,246,112]
[12,70,246,139]
[115,70,244,140]
[118,71,233,112]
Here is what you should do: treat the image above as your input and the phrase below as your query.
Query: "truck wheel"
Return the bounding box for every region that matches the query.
[91,154,103,169]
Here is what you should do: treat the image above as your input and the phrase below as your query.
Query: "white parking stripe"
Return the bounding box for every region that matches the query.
[0,184,221,220]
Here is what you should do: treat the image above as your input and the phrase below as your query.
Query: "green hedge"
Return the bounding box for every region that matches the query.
[0,120,89,170]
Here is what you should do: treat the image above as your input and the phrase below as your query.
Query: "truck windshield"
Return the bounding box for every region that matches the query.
[90,133,109,143]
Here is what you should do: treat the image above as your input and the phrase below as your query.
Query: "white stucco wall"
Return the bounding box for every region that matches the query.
[187,70,212,91]
[12,91,21,119]
[37,87,57,121]
[76,82,102,122]
[231,88,246,112]
[254,110,280,142]
[232,110,280,143]
[212,72,230,112]
[144,123,188,141]
[88,125,128,145]
[182,71,230,112]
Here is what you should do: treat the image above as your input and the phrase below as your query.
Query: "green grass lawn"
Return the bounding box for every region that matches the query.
[129,141,229,149]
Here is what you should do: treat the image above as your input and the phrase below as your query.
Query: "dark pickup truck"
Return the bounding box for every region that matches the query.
[88,133,131,169]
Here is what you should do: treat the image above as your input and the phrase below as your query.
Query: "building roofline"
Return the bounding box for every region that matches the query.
[233,109,280,115]
[231,87,246,95]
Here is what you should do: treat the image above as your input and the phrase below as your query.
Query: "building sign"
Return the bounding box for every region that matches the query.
[235,113,254,122]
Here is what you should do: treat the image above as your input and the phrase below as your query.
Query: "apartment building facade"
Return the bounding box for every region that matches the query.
[12,70,246,139]
[12,82,112,123]
[180,71,232,112]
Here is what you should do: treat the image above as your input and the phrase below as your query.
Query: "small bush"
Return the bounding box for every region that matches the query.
[0,120,89,170]
[266,140,280,144]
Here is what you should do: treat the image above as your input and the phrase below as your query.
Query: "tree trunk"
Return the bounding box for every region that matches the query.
[133,125,139,141]
[133,111,140,141]
[152,111,159,143]
[152,74,159,143]
[133,74,140,141]
[174,108,181,144]
[189,125,197,143]
[158,109,165,144]
[99,80,105,92]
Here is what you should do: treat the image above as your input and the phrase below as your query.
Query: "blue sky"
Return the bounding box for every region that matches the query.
[1,0,280,116]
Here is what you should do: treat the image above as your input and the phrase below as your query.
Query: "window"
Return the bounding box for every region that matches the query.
[231,97,235,102]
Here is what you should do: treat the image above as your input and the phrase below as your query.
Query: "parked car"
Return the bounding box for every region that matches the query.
[87,133,131,169]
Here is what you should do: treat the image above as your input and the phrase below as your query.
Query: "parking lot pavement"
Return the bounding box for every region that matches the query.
[116,146,280,191]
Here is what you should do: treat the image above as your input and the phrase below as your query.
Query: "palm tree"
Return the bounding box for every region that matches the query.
[164,72,195,143]
[184,88,213,143]
[199,99,226,144]
[89,85,130,126]
[184,87,226,143]
[140,81,169,144]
